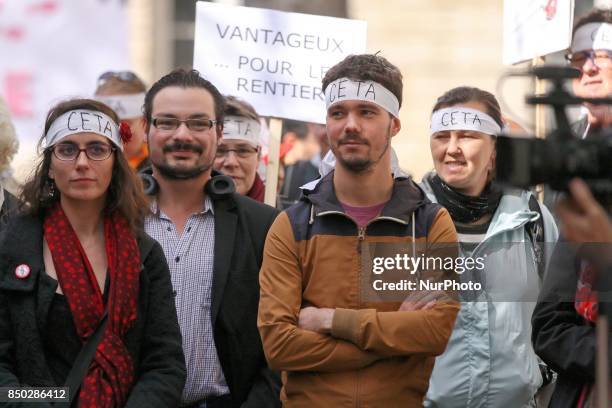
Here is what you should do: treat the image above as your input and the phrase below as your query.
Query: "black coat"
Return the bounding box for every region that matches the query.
[0,188,19,232]
[0,214,186,407]
[532,237,612,408]
[205,191,281,408]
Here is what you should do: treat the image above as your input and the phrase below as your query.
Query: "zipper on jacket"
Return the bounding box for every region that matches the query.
[316,210,410,258]
[355,368,361,408]
[357,226,365,254]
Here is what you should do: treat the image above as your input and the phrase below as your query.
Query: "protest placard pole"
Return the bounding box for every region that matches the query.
[264,117,283,207]
[533,55,546,202]
[533,56,547,140]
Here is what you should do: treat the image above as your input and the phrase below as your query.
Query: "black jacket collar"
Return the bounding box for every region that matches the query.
[301,171,429,223]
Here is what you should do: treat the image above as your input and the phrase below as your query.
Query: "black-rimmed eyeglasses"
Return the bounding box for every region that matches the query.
[215,146,259,158]
[566,50,612,70]
[51,142,115,161]
[152,117,218,132]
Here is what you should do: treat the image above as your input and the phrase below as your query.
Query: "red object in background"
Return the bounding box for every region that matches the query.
[4,71,34,118]
[119,121,133,144]
[544,0,557,21]
[4,26,25,40]
[27,0,58,14]
[279,140,294,160]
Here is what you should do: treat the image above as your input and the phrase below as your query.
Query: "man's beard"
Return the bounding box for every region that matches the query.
[334,129,391,174]
[153,141,212,180]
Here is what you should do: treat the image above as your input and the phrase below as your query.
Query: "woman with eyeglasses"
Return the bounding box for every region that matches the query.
[0,99,185,407]
[421,87,559,407]
[213,96,265,202]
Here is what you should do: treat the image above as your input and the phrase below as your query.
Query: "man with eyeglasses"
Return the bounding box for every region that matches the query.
[531,8,612,407]
[566,8,612,138]
[142,69,280,408]
[213,96,265,202]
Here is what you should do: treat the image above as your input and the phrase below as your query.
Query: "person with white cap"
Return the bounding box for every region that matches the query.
[95,71,150,170]
[213,96,265,202]
[566,8,612,137]
[0,98,186,407]
[531,8,612,408]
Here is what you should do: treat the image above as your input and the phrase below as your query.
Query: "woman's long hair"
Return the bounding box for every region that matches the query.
[20,98,149,234]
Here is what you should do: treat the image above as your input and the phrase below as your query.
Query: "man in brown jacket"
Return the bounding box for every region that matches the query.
[258,54,460,407]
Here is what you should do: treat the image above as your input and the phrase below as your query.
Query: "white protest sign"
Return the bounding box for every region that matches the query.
[503,0,574,65]
[193,2,367,124]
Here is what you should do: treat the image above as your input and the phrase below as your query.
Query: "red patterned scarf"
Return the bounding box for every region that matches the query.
[44,203,141,407]
[575,260,599,323]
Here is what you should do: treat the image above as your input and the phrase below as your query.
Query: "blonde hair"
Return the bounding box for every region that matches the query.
[0,96,19,174]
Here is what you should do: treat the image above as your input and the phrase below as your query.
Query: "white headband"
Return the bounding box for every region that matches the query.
[222,115,261,147]
[325,77,400,118]
[44,109,122,150]
[571,22,612,53]
[430,107,501,136]
[95,93,145,120]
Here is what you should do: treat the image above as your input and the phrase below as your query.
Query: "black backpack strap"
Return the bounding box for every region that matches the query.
[527,195,546,282]
[59,312,108,407]
[527,195,557,391]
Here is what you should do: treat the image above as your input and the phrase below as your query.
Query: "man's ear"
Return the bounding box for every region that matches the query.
[390,116,401,137]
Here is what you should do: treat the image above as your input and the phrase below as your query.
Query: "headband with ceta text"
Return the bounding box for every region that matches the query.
[571,22,612,53]
[44,109,122,150]
[95,93,145,120]
[430,107,501,136]
[222,115,261,147]
[324,77,400,118]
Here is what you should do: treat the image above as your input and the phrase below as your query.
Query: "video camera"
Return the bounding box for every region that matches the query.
[495,66,612,205]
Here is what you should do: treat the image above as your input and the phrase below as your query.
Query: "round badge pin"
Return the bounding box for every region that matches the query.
[15,264,30,279]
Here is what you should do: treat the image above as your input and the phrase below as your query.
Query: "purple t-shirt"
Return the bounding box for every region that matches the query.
[340,201,387,228]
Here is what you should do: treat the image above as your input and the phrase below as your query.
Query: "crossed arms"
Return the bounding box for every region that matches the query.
[257,210,460,372]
